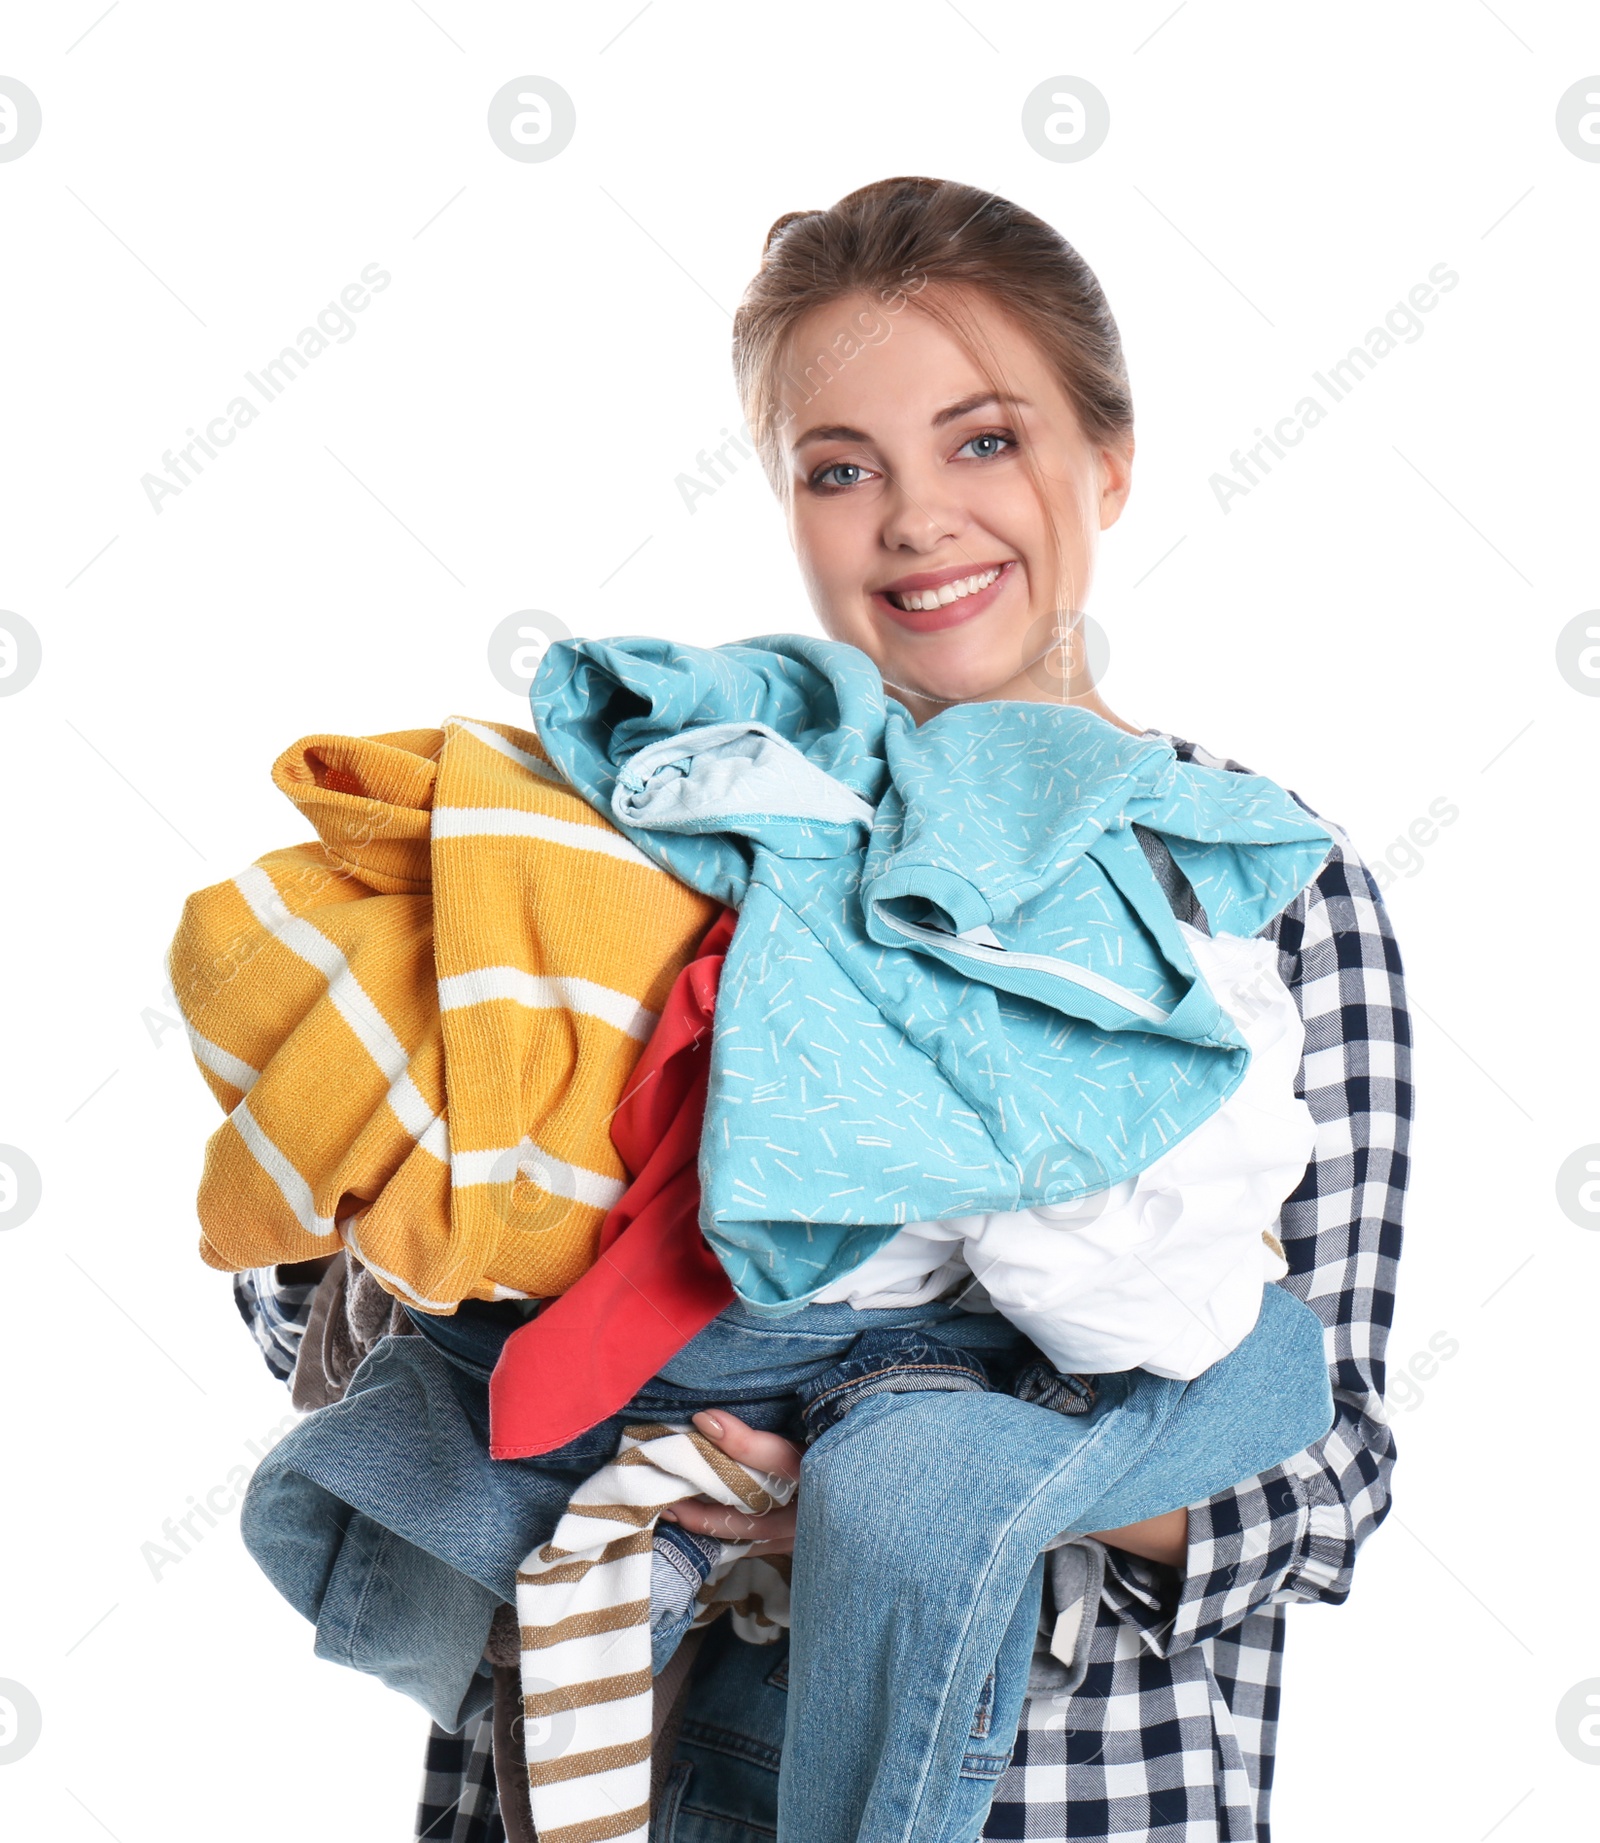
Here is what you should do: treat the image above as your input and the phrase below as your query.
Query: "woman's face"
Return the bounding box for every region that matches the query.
[776,287,1133,721]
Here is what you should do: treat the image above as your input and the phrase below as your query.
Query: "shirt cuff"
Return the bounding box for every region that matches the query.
[1099,1449,1349,1658]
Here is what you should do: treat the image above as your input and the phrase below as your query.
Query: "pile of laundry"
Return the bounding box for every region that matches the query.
[169,632,1337,1841]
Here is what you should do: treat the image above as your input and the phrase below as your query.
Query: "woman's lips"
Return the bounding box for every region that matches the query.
[871,560,1017,634]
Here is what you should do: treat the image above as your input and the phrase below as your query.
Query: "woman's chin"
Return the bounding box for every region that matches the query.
[820,608,1037,711]
[880,648,1025,712]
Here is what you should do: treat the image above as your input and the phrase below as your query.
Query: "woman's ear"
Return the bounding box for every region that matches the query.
[1097,436,1134,530]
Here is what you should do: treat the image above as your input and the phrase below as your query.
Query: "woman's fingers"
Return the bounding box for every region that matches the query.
[661,1496,798,1554]
[656,1409,804,1555]
[689,1408,803,1481]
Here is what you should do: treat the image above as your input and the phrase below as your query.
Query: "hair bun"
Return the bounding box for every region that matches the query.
[763,210,820,257]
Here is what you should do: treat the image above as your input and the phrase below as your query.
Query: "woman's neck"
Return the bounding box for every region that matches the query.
[894,680,1143,737]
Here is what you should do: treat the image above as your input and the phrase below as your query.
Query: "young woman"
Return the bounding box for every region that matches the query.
[241,175,1409,1842]
[645,175,1412,1841]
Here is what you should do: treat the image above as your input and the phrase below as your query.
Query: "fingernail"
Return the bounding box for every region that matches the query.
[696,1413,724,1437]
[659,1509,678,1522]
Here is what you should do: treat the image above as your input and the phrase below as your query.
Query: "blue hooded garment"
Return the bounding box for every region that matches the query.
[531,634,1334,1315]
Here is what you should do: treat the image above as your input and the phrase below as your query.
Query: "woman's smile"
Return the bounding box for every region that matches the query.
[871,557,1020,633]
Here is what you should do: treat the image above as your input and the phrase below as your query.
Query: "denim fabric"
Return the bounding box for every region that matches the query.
[640,1294,1033,1426]
[651,1524,723,1675]
[666,1552,1060,1843]
[657,1588,1048,1843]
[778,1282,1333,1843]
[952,1553,1050,1795]
[1012,1358,1098,1417]
[242,1275,1329,1842]
[660,1620,791,1841]
[795,1327,998,1444]
[240,1294,1034,1729]
[240,1333,621,1729]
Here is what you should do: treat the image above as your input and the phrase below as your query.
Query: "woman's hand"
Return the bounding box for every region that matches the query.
[662,1407,1189,1570]
[661,1410,803,1555]
[1081,1506,1190,1569]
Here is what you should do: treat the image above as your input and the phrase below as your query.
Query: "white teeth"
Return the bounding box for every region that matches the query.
[887,564,1004,612]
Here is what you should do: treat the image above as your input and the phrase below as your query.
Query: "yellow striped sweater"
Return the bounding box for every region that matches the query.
[167,715,717,1311]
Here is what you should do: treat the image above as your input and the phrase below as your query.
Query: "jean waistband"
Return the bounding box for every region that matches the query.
[403,1297,540,1379]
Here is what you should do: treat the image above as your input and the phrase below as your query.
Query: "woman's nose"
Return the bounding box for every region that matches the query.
[876,465,965,553]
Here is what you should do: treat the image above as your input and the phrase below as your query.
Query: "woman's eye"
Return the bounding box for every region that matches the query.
[957,430,1016,462]
[811,460,871,491]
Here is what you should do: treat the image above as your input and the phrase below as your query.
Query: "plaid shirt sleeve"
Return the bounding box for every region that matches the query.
[1096,780,1411,1655]
[231,1259,331,1383]
[988,744,1413,1840]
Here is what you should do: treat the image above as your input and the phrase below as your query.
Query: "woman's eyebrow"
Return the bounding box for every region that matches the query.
[793,422,869,450]
[930,391,1030,427]
[791,393,1031,453]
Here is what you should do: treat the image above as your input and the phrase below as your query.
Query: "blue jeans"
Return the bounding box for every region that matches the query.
[778,1281,1331,1843]
[240,1295,1032,1728]
[659,1604,1042,1843]
[241,1286,1329,1835]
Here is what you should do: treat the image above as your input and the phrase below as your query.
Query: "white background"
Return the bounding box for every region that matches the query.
[2,2,1597,1837]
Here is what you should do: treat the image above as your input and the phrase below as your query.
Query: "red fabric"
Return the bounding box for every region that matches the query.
[488,909,737,1459]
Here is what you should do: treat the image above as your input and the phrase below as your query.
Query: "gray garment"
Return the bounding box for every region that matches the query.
[490,1665,537,1843]
[290,1250,414,1413]
[1028,1539,1110,1700]
[1134,822,1210,936]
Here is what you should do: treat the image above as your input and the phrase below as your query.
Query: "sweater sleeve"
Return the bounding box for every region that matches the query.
[1099,824,1412,1653]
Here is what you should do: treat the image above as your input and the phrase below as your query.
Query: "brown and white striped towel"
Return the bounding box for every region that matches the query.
[515,1422,795,1843]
